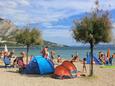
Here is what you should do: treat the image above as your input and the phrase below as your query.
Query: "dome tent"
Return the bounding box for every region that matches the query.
[22,56,54,74]
[54,61,77,79]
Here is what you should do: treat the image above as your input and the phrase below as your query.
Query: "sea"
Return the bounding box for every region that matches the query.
[0,46,115,64]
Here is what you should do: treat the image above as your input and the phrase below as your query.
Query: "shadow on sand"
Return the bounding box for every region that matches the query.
[5,69,53,78]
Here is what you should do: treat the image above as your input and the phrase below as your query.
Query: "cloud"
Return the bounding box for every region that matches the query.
[0,0,31,25]
[40,22,70,29]
[0,0,115,45]
[16,0,30,6]
[1,0,115,25]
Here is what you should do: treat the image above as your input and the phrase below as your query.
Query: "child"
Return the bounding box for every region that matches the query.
[82,58,87,73]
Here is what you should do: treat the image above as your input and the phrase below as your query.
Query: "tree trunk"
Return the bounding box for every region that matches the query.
[89,41,94,76]
[26,45,29,64]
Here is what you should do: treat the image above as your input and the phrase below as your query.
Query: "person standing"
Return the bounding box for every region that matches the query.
[50,50,55,60]
[41,46,49,59]
[82,58,87,73]
[109,54,114,65]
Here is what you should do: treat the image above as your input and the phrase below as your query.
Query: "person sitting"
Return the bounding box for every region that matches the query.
[3,52,11,68]
[13,52,26,69]
[57,55,62,63]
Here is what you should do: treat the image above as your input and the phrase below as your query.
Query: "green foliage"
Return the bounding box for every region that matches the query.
[16,27,43,46]
[73,10,112,44]
[15,27,43,64]
[73,4,113,76]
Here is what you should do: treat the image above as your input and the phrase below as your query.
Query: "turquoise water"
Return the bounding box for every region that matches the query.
[0,46,115,63]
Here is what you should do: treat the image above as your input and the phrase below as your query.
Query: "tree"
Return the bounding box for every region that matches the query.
[15,27,43,64]
[72,1,112,76]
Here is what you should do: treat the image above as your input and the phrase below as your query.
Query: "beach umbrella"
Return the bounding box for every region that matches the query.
[4,44,8,52]
[107,48,110,59]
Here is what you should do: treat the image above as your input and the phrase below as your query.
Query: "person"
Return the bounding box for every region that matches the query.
[70,55,78,63]
[30,55,34,61]
[3,51,11,68]
[0,51,4,59]
[9,49,15,58]
[82,58,87,73]
[103,54,109,65]
[40,46,49,58]
[109,54,114,65]
[13,52,26,68]
[57,55,62,63]
[98,51,105,64]
[50,50,55,60]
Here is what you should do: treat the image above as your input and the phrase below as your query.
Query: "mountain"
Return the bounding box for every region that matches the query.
[43,40,69,47]
[0,18,17,37]
[0,18,68,47]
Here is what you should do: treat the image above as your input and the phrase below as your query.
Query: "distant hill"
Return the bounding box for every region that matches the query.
[0,18,68,47]
[43,40,69,47]
[1,40,69,47]
[0,18,17,37]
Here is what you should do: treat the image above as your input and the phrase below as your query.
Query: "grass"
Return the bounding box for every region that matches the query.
[100,65,115,68]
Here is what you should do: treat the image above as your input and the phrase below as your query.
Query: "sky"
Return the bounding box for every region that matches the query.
[0,0,115,46]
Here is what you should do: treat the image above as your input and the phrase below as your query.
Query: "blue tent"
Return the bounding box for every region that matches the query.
[23,56,54,74]
[86,53,90,64]
[86,53,101,65]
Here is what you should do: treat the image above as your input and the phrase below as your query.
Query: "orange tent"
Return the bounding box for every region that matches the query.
[107,48,111,59]
[54,61,77,79]
[62,61,77,71]
[54,65,71,78]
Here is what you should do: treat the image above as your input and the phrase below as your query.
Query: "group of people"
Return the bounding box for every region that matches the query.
[40,46,62,63]
[0,50,15,67]
[98,51,114,65]
[0,46,114,74]
[0,50,26,68]
[70,54,87,73]
[41,46,87,73]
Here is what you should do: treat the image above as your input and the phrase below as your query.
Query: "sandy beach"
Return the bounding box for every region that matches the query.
[0,60,115,86]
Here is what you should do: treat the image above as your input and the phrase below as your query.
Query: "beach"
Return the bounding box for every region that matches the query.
[0,61,115,86]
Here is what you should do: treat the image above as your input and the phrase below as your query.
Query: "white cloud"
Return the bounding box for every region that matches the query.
[0,0,115,25]
[16,0,30,6]
[0,1,17,9]
[42,22,70,29]
[0,0,115,45]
